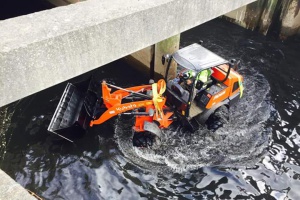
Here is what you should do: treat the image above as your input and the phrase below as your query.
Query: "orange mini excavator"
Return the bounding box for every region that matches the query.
[48,43,244,147]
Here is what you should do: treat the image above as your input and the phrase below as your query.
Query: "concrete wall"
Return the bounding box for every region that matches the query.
[154,34,180,80]
[224,0,266,31]
[0,0,257,107]
[125,34,180,80]
[280,0,300,39]
[0,170,36,200]
[224,0,300,38]
[257,0,278,35]
[124,46,154,75]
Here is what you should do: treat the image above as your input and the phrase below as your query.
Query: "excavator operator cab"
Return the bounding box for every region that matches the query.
[165,66,215,118]
[163,42,242,121]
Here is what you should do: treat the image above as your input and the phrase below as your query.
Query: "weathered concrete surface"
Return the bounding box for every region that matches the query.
[280,0,300,39]
[124,46,154,76]
[0,0,257,107]
[224,0,267,31]
[0,105,15,162]
[0,169,36,200]
[125,34,180,80]
[154,34,180,79]
[224,0,300,37]
[257,0,278,35]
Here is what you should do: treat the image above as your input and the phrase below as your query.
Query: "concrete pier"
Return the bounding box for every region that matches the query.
[0,0,256,107]
[125,34,180,79]
[223,0,300,38]
[279,0,300,39]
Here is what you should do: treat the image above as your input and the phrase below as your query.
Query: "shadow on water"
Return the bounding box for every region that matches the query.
[1,18,300,199]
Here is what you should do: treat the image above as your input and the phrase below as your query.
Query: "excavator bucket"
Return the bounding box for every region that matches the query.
[48,78,98,140]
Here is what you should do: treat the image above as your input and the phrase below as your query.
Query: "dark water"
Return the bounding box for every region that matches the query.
[1,18,300,199]
[0,0,54,20]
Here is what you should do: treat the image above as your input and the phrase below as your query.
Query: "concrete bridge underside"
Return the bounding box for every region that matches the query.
[0,0,256,107]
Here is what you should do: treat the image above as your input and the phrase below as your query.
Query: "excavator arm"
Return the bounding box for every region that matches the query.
[90,99,154,126]
[48,78,173,143]
[90,79,173,130]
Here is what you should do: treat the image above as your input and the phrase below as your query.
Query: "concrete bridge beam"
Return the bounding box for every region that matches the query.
[0,170,36,200]
[279,0,300,39]
[0,0,256,107]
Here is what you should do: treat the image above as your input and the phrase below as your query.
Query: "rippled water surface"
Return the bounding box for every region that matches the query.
[1,19,300,199]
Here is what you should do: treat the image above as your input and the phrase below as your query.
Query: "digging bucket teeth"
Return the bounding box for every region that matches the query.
[48,78,98,138]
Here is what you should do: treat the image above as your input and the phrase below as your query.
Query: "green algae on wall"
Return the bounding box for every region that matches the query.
[222,0,266,30]
[244,0,267,30]
[279,0,300,39]
[155,34,180,80]
[223,0,300,38]
[0,103,17,164]
[156,35,180,53]
[258,0,279,35]
[124,35,180,80]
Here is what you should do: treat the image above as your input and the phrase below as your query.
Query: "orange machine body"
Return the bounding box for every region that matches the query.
[205,64,243,109]
[90,80,174,132]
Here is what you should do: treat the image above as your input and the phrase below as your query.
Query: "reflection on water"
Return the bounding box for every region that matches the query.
[0,18,300,199]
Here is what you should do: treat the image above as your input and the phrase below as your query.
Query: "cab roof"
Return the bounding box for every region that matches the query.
[172,43,228,72]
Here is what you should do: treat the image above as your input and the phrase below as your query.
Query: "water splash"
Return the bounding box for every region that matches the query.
[114,66,272,172]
